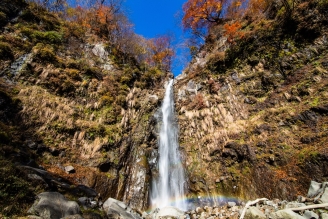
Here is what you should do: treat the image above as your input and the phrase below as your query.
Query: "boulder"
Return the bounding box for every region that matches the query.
[320,187,328,203]
[303,210,319,219]
[270,209,306,219]
[321,213,328,219]
[228,202,236,207]
[155,206,185,219]
[307,181,322,197]
[103,198,141,219]
[285,202,306,209]
[28,192,80,219]
[245,206,266,219]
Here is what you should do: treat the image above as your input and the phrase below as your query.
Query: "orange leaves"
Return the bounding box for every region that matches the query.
[64,4,117,37]
[182,0,224,31]
[223,21,244,43]
[147,36,175,72]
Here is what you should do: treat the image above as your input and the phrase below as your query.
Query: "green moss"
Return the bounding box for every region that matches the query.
[310,97,320,107]
[33,43,57,63]
[20,27,62,44]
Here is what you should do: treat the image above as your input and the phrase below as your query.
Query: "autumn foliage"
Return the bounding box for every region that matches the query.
[182,0,270,41]
[223,21,244,43]
[148,36,175,72]
[182,0,226,33]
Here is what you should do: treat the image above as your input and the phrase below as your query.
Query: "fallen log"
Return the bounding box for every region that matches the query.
[287,203,328,211]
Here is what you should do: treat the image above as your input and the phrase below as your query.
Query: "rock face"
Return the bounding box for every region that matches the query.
[28,192,80,219]
[174,0,328,201]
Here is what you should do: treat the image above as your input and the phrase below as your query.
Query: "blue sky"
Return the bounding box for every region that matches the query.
[123,0,189,76]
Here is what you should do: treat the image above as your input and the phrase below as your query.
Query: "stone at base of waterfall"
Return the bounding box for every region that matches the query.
[307,181,322,197]
[322,213,328,219]
[103,198,141,219]
[303,210,319,219]
[27,192,80,219]
[228,202,236,208]
[155,206,185,219]
[321,187,328,203]
[245,206,266,219]
[270,209,306,219]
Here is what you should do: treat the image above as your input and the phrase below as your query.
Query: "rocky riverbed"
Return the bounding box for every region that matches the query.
[25,180,328,219]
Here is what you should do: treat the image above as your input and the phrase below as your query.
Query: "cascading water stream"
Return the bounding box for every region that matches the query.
[151,79,187,211]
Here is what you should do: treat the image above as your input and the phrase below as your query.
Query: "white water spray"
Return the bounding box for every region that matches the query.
[151,79,187,210]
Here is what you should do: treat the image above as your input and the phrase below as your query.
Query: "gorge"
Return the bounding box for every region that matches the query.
[0,0,328,218]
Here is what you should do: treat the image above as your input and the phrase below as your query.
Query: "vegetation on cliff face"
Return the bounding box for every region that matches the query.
[0,0,170,217]
[0,0,328,217]
[176,0,328,202]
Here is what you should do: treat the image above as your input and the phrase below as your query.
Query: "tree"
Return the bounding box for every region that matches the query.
[182,0,226,36]
[223,20,243,43]
[148,35,175,72]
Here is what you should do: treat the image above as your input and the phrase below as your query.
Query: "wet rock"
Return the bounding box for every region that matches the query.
[65,165,75,174]
[245,206,266,219]
[303,210,319,219]
[28,192,80,219]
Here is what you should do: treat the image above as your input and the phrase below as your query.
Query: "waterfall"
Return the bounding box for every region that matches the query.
[151,79,187,211]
